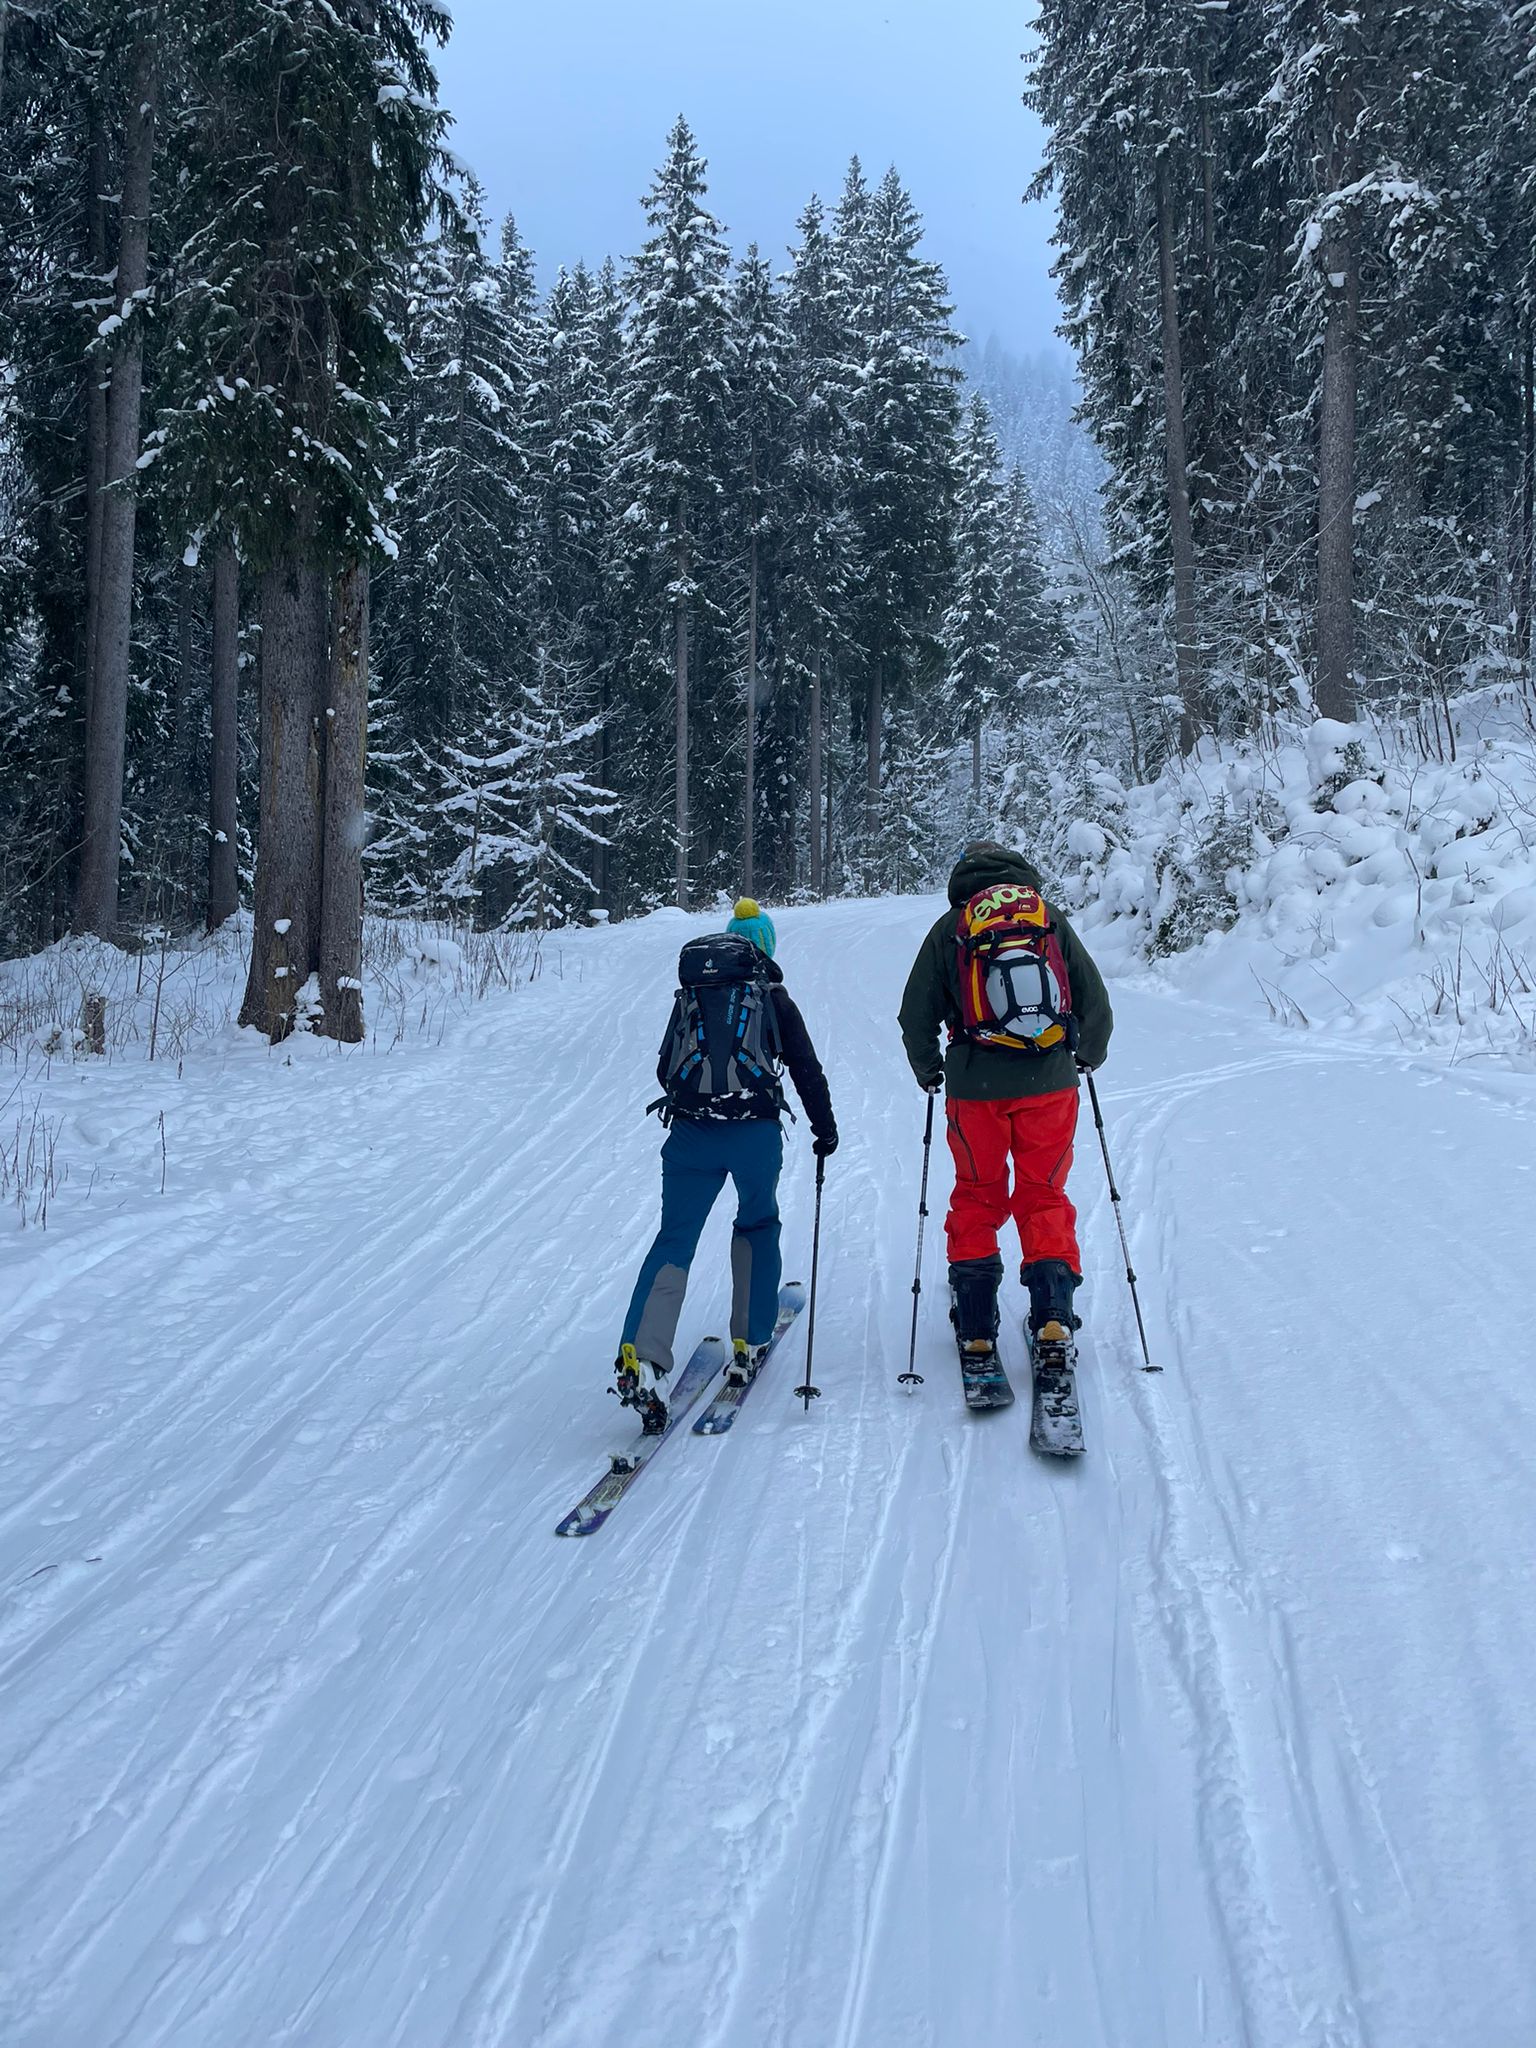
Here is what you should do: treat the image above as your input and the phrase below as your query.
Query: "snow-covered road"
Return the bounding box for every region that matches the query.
[3,896,1533,2047]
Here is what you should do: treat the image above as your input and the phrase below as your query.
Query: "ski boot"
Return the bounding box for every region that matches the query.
[725,1337,770,1388]
[1021,1259,1081,1360]
[949,1255,1003,1360]
[950,1256,1014,1408]
[1022,1260,1084,1454]
[613,1343,670,1435]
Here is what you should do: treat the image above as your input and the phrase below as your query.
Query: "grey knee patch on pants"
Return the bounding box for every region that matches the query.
[633,1263,689,1376]
[730,1235,753,1343]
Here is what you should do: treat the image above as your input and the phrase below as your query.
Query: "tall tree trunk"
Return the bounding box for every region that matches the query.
[674,530,690,910]
[76,18,159,936]
[1154,151,1203,756]
[743,529,758,897]
[824,696,835,892]
[174,562,197,770]
[318,563,368,1043]
[863,662,881,848]
[238,552,328,1039]
[1315,223,1360,722]
[207,539,241,928]
[971,717,982,798]
[81,106,110,734]
[1518,327,1534,686]
[594,670,612,907]
[808,644,824,897]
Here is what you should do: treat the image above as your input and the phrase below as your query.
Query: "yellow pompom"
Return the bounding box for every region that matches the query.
[733,896,760,919]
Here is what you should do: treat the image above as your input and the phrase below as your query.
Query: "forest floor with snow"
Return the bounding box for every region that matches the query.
[3,888,1535,2047]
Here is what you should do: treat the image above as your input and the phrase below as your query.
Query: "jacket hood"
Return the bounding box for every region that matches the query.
[946,844,1047,908]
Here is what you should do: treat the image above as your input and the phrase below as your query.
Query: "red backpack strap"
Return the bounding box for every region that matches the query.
[1042,918,1073,1021]
[954,902,992,1035]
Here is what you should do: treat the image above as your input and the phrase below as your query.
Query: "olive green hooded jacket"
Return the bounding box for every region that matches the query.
[897,847,1113,1101]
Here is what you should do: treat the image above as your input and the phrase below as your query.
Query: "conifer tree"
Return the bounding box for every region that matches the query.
[725,245,792,895]
[837,165,962,877]
[996,465,1068,691]
[371,182,528,914]
[75,2,165,939]
[612,118,733,909]
[943,395,1007,796]
[164,0,448,1040]
[1027,0,1225,753]
[777,196,857,895]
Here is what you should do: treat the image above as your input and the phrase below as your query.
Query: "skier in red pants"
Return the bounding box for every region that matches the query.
[898,843,1113,1353]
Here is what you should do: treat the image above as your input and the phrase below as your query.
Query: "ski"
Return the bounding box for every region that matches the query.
[1028,1332,1085,1457]
[555,1335,728,1536]
[954,1331,1016,1411]
[693,1283,807,1435]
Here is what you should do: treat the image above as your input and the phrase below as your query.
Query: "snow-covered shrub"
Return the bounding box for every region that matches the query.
[1146,796,1252,958]
[1046,688,1536,1062]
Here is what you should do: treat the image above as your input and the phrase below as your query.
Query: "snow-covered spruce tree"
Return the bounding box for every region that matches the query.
[536,258,627,907]
[610,118,734,911]
[942,395,1007,802]
[1028,0,1203,752]
[971,340,1104,552]
[1259,0,1519,724]
[159,0,447,1041]
[537,265,616,673]
[835,164,963,888]
[1028,0,1292,752]
[0,5,101,950]
[774,196,857,897]
[724,244,792,898]
[433,652,611,933]
[503,651,613,931]
[1361,4,1521,716]
[370,182,531,918]
[1259,6,1381,724]
[72,1,168,941]
[0,2,196,948]
[935,432,1072,852]
[1505,2,1536,684]
[996,464,1070,697]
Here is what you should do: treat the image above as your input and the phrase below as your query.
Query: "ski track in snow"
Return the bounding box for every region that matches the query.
[2,896,1534,2047]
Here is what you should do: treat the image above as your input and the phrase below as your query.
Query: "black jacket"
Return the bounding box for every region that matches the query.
[898,847,1113,1100]
[656,952,837,1147]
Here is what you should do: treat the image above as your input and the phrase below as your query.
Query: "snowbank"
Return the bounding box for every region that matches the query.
[0,916,540,1229]
[1052,690,1536,1067]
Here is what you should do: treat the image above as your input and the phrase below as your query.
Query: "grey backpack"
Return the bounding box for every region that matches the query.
[656,934,784,1122]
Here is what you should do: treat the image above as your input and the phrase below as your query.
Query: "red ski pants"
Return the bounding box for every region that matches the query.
[944,1088,1081,1271]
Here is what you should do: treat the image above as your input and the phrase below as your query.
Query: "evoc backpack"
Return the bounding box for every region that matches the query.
[655,934,785,1123]
[954,883,1077,1054]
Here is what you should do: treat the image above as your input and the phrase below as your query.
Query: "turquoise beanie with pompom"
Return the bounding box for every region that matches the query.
[726,896,776,958]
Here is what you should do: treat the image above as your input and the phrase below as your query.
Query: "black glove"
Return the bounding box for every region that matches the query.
[1074,1056,1097,1075]
[814,1132,839,1158]
[919,1075,943,1095]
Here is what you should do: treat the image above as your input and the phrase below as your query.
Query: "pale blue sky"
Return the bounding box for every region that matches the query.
[433,0,1064,357]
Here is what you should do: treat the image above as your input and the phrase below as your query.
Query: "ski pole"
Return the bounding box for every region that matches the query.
[794,1153,826,1410]
[898,1091,937,1388]
[1083,1068,1160,1373]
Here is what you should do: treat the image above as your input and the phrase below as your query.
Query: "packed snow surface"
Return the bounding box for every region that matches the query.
[3,895,1535,2046]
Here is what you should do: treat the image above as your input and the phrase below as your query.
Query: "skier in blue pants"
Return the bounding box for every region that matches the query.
[616,900,838,1432]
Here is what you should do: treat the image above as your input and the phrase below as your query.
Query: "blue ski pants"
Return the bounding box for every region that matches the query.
[621,1118,783,1373]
